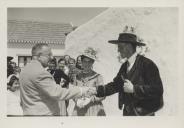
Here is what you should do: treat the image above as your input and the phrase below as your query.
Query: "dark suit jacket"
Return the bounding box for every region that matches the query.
[53,69,70,88]
[96,55,163,116]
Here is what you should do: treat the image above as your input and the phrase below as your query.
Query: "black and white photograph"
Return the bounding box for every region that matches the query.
[1,0,184,128]
[6,7,178,116]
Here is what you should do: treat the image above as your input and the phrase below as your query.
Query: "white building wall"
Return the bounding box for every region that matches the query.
[65,8,179,116]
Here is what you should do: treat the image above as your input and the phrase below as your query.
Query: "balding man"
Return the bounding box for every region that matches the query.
[19,43,93,116]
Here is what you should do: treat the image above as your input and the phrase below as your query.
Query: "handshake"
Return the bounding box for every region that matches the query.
[75,87,97,108]
[81,86,97,98]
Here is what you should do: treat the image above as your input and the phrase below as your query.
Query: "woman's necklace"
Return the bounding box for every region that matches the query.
[81,70,93,83]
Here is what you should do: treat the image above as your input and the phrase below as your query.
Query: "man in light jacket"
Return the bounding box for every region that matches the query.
[19,43,93,116]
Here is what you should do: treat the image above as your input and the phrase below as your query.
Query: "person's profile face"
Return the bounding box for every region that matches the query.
[117,43,134,59]
[11,80,20,92]
[39,46,53,68]
[76,56,82,66]
[77,56,81,63]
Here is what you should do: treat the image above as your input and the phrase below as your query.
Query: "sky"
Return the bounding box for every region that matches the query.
[8,8,108,26]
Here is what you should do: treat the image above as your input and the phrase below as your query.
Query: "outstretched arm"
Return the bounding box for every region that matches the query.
[34,71,92,101]
[96,74,124,97]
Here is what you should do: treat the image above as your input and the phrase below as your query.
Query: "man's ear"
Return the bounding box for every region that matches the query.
[37,55,42,61]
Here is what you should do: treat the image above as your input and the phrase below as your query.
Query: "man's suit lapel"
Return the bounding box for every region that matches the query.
[121,61,128,79]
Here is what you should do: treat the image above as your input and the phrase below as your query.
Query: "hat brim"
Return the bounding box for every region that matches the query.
[81,55,96,61]
[108,40,146,46]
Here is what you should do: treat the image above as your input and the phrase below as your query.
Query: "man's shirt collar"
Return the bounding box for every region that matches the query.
[128,52,137,65]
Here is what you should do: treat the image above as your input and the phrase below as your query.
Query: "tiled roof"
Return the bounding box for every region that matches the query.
[8,20,73,45]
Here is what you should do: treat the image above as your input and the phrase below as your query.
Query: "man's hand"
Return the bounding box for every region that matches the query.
[76,98,91,108]
[82,87,97,97]
[123,79,134,93]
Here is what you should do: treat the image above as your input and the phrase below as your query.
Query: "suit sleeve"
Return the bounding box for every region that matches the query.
[61,72,70,88]
[34,70,82,101]
[133,61,163,99]
[92,75,105,102]
[96,67,124,97]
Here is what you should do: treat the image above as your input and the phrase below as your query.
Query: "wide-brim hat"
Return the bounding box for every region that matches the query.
[108,33,146,46]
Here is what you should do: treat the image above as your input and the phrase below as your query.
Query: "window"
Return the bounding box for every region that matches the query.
[18,56,32,68]
[18,56,65,68]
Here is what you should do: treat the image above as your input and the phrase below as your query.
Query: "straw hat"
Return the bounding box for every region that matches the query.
[81,47,98,61]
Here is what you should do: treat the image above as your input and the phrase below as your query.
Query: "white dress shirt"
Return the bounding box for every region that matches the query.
[127,52,138,72]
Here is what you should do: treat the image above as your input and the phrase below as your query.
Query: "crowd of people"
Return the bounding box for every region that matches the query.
[7,47,106,116]
[7,57,22,115]
[7,26,164,116]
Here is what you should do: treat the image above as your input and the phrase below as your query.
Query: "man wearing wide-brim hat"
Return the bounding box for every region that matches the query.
[94,26,164,116]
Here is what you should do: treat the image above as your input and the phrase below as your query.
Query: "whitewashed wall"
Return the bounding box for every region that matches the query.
[65,8,178,116]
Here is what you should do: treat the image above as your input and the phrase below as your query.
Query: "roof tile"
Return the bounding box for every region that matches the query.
[8,20,73,44]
